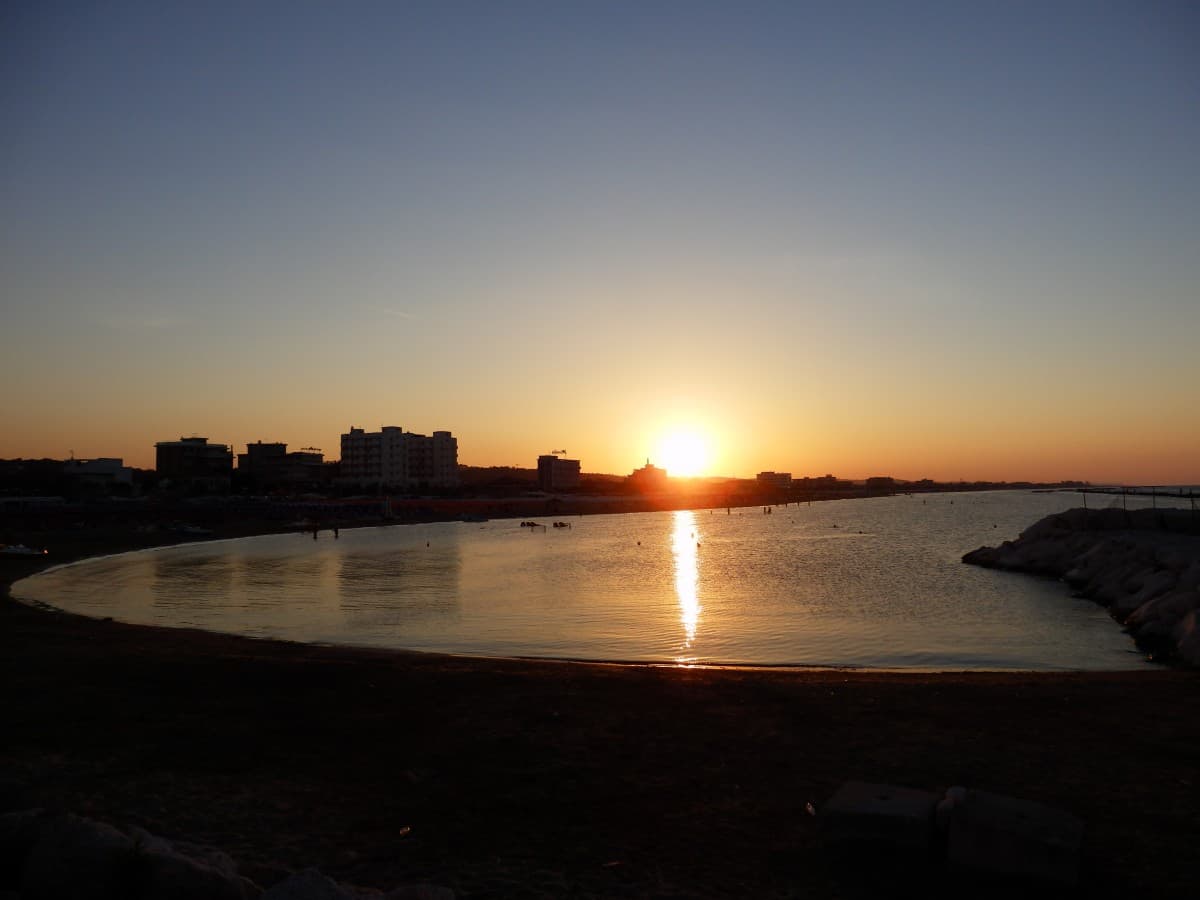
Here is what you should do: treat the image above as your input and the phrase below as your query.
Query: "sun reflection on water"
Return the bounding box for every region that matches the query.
[672,509,701,662]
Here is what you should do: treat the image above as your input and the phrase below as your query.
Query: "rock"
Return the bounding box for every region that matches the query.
[20,813,135,900]
[125,825,258,900]
[384,887,456,900]
[0,809,44,889]
[961,546,998,567]
[945,789,1083,886]
[821,781,939,852]
[1112,569,1177,620]
[1090,562,1147,609]
[1127,588,1200,632]
[261,869,455,900]
[935,785,967,831]
[9,813,262,900]
[1063,538,1123,586]
[263,869,353,900]
[964,508,1200,666]
[1173,610,1200,667]
[1177,560,1200,592]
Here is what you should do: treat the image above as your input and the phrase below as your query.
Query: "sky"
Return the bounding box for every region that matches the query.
[2,1,1198,482]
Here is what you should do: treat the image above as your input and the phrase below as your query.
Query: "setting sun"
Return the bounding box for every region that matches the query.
[655,430,712,478]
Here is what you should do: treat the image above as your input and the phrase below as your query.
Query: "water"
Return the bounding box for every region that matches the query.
[13,491,1166,669]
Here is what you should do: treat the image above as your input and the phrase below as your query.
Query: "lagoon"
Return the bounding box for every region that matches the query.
[13,491,1155,669]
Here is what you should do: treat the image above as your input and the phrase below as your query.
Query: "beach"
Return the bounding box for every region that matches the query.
[2,533,1198,898]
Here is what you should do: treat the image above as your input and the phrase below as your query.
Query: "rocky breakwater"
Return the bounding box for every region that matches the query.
[963,506,1200,666]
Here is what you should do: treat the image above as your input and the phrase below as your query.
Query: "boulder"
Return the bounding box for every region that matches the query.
[263,869,349,900]
[1173,610,1200,667]
[961,545,999,567]
[20,813,135,900]
[261,869,455,900]
[1089,563,1150,609]
[125,825,258,900]
[821,780,939,852]
[1126,588,1200,633]
[1177,560,1200,592]
[965,509,1200,666]
[1154,545,1195,572]
[1112,569,1177,620]
[0,809,44,889]
[944,789,1082,886]
[385,887,456,900]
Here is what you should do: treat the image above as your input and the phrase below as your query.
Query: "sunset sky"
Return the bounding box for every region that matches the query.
[3,1,1198,483]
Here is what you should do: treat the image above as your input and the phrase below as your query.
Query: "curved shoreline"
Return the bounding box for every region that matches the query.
[8,520,1148,674]
[963,506,1200,666]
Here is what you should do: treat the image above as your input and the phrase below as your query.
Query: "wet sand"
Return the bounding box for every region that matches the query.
[2,533,1198,898]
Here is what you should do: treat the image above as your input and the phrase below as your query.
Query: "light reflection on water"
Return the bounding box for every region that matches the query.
[672,510,700,661]
[11,492,1166,669]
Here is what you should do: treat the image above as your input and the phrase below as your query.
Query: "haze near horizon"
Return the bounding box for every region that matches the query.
[2,1,1197,483]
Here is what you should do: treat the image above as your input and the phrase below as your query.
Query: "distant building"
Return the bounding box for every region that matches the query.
[627,459,668,493]
[865,476,897,492]
[756,471,792,491]
[237,441,326,488]
[63,457,133,489]
[339,425,458,490]
[537,454,581,491]
[797,474,854,492]
[155,437,232,491]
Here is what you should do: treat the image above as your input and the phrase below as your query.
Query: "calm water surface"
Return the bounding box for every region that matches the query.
[14,491,1159,669]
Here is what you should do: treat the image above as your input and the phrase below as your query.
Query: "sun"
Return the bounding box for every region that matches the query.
[655,430,711,478]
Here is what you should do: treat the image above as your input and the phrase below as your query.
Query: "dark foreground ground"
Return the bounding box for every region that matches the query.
[2,533,1198,898]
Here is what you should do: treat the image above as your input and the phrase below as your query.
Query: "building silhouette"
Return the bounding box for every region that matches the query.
[154,437,232,491]
[627,459,668,493]
[537,454,581,491]
[237,441,325,489]
[339,425,458,490]
[63,457,134,489]
[756,471,793,491]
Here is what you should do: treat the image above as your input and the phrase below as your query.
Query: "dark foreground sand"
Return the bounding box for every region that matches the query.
[2,535,1198,898]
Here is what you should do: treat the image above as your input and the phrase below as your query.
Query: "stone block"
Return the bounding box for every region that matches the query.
[821,781,939,852]
[945,789,1082,886]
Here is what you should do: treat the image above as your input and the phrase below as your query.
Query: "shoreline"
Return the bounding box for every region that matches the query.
[6,517,1160,676]
[964,506,1200,666]
[3,525,1199,897]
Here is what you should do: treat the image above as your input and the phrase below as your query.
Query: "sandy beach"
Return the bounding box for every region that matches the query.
[2,532,1198,898]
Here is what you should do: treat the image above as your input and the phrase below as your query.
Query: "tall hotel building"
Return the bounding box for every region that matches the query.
[339,426,458,489]
[537,454,581,491]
